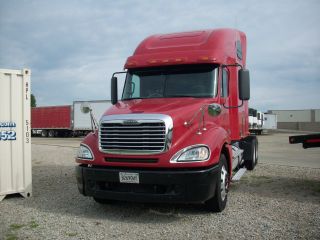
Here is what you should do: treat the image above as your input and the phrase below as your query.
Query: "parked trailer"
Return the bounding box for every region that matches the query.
[0,69,32,201]
[249,108,263,135]
[75,28,257,212]
[31,100,112,137]
[263,113,277,130]
[31,105,72,137]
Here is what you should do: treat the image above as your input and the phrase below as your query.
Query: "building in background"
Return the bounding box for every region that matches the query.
[268,109,320,132]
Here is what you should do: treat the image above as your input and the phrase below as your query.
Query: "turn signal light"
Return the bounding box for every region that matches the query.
[148,59,158,64]
[126,61,137,66]
[200,56,210,61]
[198,56,217,62]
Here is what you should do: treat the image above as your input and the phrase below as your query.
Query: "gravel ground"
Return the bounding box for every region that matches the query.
[0,133,319,240]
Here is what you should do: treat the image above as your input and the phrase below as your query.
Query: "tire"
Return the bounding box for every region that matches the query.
[93,197,115,204]
[41,130,48,137]
[48,130,55,138]
[205,154,229,212]
[244,136,258,170]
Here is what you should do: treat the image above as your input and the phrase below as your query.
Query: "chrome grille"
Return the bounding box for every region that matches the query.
[99,121,167,154]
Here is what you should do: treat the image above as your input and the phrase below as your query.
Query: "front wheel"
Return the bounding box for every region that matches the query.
[205,154,229,212]
[244,136,258,170]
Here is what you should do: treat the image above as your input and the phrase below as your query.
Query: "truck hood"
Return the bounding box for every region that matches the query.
[102,98,221,149]
[104,98,217,124]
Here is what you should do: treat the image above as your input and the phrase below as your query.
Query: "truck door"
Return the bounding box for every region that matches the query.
[220,68,230,131]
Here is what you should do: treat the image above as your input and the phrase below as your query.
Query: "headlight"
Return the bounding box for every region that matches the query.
[77,144,94,160]
[170,145,210,163]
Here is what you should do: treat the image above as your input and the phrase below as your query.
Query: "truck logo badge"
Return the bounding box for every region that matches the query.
[122,120,139,125]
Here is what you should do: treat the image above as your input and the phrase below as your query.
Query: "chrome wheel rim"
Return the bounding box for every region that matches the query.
[220,165,228,201]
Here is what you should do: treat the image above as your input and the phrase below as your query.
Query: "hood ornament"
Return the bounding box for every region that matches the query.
[123,119,140,125]
[184,104,221,135]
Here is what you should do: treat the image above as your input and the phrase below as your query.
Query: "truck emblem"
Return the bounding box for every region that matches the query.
[122,120,139,125]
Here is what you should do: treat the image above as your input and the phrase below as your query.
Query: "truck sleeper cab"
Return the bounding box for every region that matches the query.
[75,29,258,212]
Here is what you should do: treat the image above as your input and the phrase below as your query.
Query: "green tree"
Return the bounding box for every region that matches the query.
[31,94,36,107]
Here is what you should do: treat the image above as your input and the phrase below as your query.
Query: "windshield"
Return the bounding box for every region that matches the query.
[122,64,218,100]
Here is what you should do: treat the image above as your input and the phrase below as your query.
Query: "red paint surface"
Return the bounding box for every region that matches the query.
[31,106,72,129]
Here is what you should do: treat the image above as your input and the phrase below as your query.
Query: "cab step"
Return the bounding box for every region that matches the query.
[232,167,247,182]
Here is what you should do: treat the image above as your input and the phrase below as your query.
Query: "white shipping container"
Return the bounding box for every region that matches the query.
[0,69,32,201]
[73,100,112,130]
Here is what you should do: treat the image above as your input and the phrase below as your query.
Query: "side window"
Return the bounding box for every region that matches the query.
[124,74,141,98]
[236,40,242,60]
[221,68,229,97]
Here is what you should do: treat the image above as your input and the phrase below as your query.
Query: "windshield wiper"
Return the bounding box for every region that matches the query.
[165,95,208,98]
[122,97,147,101]
[165,95,194,98]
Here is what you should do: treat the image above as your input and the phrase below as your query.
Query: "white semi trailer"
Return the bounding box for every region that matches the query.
[249,108,263,135]
[263,113,277,130]
[73,100,112,133]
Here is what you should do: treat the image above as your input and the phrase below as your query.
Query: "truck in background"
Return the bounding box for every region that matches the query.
[31,100,112,137]
[263,113,277,130]
[75,29,258,212]
[249,108,262,134]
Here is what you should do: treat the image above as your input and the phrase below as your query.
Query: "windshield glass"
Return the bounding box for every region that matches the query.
[122,64,218,100]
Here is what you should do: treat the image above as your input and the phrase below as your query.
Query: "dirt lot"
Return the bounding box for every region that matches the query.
[0,132,319,239]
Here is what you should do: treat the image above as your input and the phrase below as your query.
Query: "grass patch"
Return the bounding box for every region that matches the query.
[6,233,18,240]
[9,224,25,231]
[296,179,320,193]
[66,232,78,237]
[6,221,39,240]
[29,220,39,229]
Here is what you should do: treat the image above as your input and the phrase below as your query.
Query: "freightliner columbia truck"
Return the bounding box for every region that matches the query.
[75,29,258,212]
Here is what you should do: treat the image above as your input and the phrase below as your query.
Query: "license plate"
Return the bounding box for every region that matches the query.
[119,172,139,184]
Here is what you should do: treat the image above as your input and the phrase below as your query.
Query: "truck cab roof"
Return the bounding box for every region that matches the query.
[125,28,247,69]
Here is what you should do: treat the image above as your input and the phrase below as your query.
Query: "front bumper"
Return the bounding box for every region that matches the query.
[76,164,219,204]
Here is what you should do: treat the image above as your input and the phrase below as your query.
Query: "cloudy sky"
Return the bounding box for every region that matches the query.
[1,0,319,111]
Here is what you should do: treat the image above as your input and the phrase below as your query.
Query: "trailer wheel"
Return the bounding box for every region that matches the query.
[41,130,48,137]
[48,130,56,138]
[205,154,229,212]
[244,136,258,170]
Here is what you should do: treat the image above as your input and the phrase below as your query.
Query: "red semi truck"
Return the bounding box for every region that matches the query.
[75,29,257,212]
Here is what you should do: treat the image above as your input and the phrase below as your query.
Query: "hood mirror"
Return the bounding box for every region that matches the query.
[80,102,91,114]
[80,102,98,132]
[208,103,221,117]
[208,104,222,117]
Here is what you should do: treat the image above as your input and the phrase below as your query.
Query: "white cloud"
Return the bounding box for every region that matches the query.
[0,0,319,110]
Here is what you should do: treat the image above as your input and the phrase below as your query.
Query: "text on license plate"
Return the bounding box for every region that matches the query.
[119,172,139,184]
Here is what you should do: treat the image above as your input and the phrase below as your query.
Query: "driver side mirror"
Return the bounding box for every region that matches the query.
[238,69,250,100]
[111,76,118,105]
